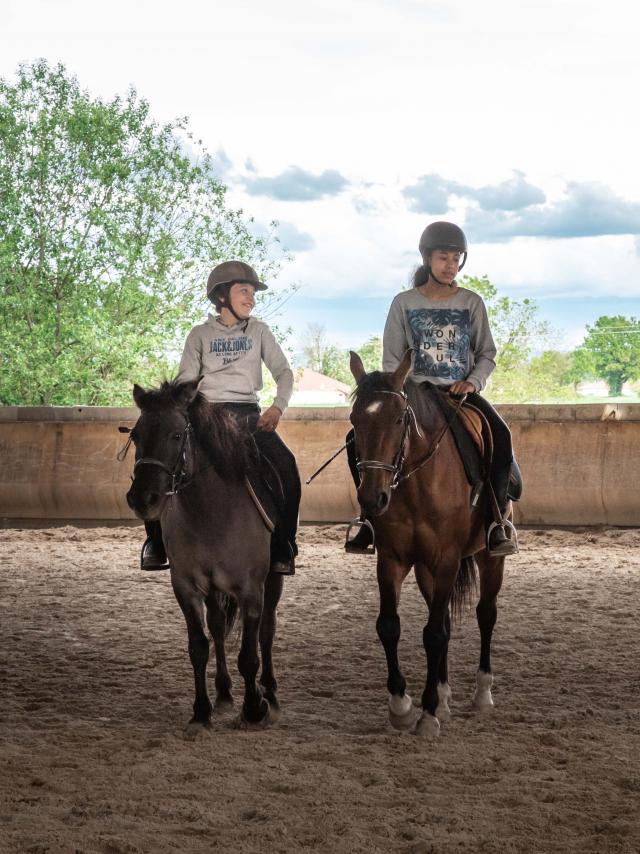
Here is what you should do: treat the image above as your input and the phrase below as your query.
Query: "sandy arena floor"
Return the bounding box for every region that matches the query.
[1,524,639,854]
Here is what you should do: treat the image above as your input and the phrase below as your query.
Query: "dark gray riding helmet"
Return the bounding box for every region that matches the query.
[206,260,268,303]
[418,221,468,271]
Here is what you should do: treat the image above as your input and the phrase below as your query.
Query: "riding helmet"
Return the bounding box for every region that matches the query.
[206,260,268,303]
[418,222,468,270]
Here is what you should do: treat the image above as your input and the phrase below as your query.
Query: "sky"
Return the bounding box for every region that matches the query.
[3,0,640,352]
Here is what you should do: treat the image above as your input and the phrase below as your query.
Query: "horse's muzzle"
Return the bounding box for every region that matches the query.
[126,483,164,521]
[358,487,390,517]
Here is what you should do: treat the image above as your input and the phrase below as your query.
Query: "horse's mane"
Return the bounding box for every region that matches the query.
[137,380,252,482]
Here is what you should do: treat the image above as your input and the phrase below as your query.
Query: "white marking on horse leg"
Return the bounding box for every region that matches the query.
[414,711,441,738]
[435,681,452,721]
[365,401,383,414]
[472,669,494,711]
[389,692,413,717]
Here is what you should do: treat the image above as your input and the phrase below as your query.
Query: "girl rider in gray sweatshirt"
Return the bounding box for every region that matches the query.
[140,261,300,575]
[346,221,518,558]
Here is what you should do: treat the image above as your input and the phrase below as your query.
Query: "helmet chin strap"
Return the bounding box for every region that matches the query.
[220,285,250,329]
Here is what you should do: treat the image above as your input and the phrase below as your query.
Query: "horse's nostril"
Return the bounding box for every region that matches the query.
[377,492,389,510]
[148,493,160,506]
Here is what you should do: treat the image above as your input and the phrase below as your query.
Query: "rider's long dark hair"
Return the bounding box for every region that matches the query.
[412,263,429,288]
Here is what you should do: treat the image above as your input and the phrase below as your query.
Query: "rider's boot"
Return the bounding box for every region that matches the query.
[486,462,519,557]
[487,522,518,556]
[270,533,296,576]
[140,521,170,571]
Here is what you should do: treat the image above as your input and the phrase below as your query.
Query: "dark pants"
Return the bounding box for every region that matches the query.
[145,403,300,561]
[346,391,514,515]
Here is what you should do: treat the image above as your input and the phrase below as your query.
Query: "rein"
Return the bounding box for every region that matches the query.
[356,389,467,490]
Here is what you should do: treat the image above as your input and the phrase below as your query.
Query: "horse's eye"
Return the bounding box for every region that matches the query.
[396,417,403,425]
[172,432,182,441]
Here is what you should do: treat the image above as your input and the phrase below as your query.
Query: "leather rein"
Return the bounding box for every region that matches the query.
[356,389,466,490]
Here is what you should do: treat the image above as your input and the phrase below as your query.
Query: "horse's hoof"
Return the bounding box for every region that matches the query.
[183,719,211,740]
[414,712,441,738]
[236,699,273,730]
[214,696,234,713]
[472,671,494,712]
[435,682,452,721]
[388,693,418,730]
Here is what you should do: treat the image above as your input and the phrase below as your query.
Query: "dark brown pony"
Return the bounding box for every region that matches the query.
[349,351,507,737]
[126,378,282,732]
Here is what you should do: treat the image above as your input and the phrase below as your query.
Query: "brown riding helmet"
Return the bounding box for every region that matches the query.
[418,221,468,270]
[206,260,268,303]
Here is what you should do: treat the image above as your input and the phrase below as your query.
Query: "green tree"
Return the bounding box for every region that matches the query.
[358,335,383,373]
[578,315,640,395]
[300,323,352,384]
[0,60,280,405]
[460,275,552,402]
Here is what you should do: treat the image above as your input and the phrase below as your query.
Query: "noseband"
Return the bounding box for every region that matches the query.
[133,419,193,496]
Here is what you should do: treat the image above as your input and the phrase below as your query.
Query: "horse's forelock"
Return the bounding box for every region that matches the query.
[351,371,396,407]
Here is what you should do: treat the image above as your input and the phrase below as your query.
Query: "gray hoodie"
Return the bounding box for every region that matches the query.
[383,287,497,391]
[177,314,294,412]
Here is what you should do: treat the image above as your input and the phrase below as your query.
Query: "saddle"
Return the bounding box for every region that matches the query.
[406,382,522,503]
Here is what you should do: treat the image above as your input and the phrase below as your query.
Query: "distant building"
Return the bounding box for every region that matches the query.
[289,368,352,406]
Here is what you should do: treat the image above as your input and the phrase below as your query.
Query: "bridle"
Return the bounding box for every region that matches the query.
[129,417,194,496]
[355,389,466,490]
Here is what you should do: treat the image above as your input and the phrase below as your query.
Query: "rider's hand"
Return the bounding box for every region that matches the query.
[257,405,282,431]
[449,381,475,396]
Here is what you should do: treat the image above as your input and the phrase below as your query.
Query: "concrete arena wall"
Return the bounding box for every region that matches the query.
[0,404,639,527]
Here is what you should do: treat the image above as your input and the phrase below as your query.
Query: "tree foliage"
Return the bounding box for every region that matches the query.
[576,315,640,395]
[460,275,552,402]
[0,60,279,405]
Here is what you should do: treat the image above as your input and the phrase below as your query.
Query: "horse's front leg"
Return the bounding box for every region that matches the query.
[205,592,234,711]
[416,564,458,738]
[172,583,212,729]
[414,563,452,721]
[472,551,505,710]
[259,571,284,715]
[376,554,415,730]
[237,584,271,727]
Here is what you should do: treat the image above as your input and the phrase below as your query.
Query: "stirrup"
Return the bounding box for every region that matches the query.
[344,518,376,554]
[486,519,519,557]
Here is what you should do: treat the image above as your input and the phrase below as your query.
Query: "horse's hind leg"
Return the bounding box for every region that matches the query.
[377,557,414,729]
[237,588,271,726]
[206,592,234,711]
[173,586,212,727]
[259,572,284,712]
[473,551,505,710]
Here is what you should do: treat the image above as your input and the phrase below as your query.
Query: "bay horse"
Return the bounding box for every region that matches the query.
[125,378,282,731]
[349,350,507,737]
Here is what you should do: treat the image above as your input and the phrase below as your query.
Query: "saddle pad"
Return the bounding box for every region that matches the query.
[406,382,488,488]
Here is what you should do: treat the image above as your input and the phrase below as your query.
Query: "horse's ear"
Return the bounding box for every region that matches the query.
[132,383,147,409]
[350,351,366,383]
[391,349,413,391]
[175,376,203,408]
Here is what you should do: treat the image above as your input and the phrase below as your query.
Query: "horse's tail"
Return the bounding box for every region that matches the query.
[450,555,478,622]
[215,592,240,638]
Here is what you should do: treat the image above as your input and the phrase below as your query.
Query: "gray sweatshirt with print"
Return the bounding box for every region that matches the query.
[177,315,294,412]
[383,287,496,391]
